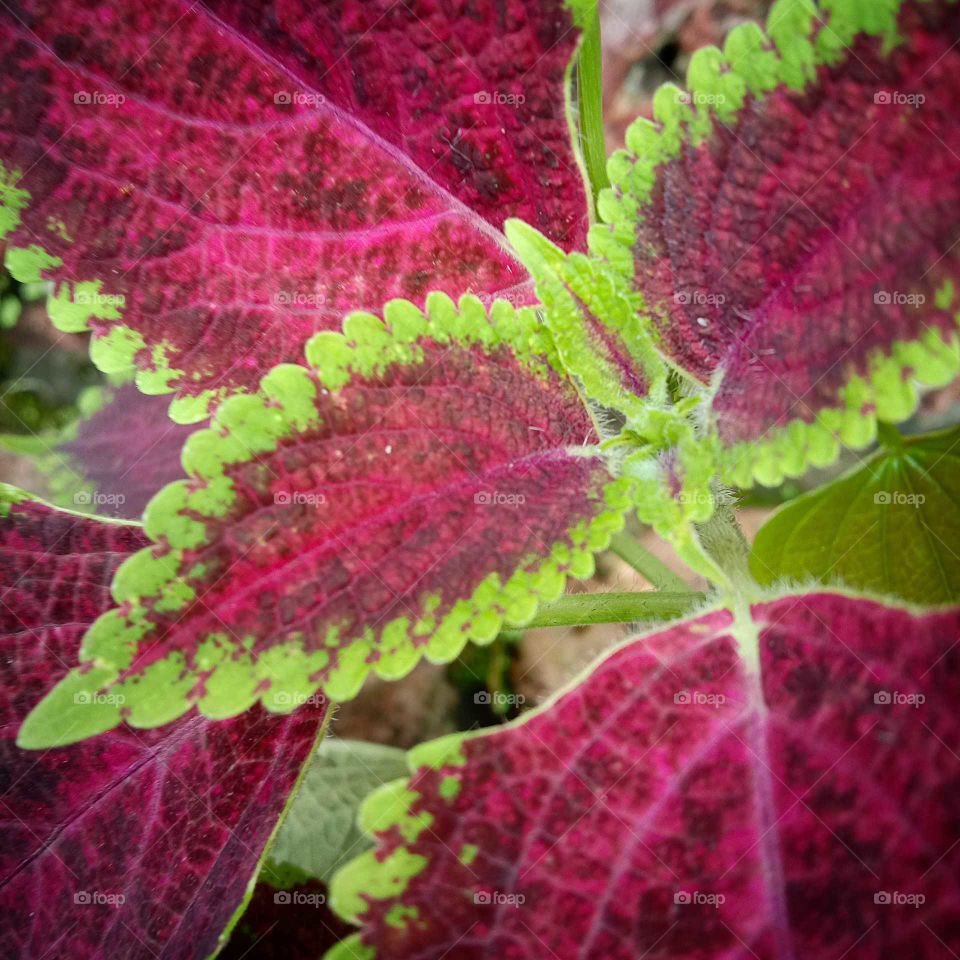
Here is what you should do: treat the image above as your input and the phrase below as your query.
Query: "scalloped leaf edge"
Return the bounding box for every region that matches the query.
[594,0,912,272]
[17,293,635,747]
[590,0,960,486]
[505,218,667,422]
[717,322,960,487]
[0,181,209,423]
[0,0,600,427]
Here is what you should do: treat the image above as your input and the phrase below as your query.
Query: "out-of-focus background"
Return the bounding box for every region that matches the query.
[601,0,773,149]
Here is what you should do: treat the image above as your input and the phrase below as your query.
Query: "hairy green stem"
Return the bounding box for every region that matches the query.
[526,590,704,628]
[608,530,692,592]
[575,6,609,203]
[695,505,751,587]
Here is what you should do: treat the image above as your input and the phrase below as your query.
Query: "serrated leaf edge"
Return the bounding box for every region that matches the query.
[592,0,960,484]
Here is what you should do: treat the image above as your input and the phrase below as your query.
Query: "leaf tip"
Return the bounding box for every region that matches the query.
[16,668,123,749]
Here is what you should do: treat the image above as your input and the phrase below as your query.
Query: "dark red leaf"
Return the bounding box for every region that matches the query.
[604,0,960,451]
[0,0,591,420]
[18,300,633,742]
[0,495,327,959]
[332,592,960,959]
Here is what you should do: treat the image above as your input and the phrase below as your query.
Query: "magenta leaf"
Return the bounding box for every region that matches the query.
[18,296,634,747]
[0,0,593,422]
[1,383,191,520]
[0,491,328,959]
[329,591,960,959]
[598,0,960,483]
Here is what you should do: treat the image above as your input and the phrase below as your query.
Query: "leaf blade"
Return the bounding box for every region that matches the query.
[327,590,960,958]
[265,738,409,887]
[597,0,960,482]
[750,425,960,604]
[0,0,594,419]
[0,493,328,959]
[24,295,634,743]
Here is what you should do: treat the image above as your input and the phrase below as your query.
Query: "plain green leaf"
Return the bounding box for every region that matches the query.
[750,425,960,605]
[263,738,409,888]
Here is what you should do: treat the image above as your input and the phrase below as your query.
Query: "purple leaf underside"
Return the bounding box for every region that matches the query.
[59,383,191,519]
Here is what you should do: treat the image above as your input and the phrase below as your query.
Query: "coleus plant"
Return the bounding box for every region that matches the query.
[1,0,959,958]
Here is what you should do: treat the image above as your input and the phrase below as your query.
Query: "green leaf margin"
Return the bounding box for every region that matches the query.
[17,293,636,748]
[323,585,934,958]
[591,0,960,487]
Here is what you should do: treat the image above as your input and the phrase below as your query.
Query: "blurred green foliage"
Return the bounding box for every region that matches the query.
[0,266,100,436]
